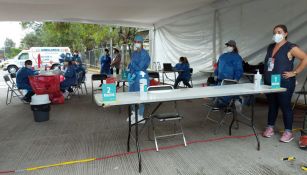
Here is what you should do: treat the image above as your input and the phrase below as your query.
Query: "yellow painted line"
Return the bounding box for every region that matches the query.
[25,158,96,171]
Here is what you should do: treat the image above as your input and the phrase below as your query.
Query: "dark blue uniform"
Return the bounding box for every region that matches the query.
[174,63,192,88]
[264,42,297,130]
[60,65,77,91]
[16,67,36,91]
[100,54,111,75]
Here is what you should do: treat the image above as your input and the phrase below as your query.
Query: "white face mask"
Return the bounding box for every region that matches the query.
[26,65,32,69]
[272,33,284,43]
[226,46,234,52]
[135,43,141,49]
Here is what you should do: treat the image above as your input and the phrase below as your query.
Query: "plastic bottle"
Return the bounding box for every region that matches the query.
[152,62,156,71]
[254,69,262,90]
[113,67,116,77]
[157,62,161,71]
[139,71,147,99]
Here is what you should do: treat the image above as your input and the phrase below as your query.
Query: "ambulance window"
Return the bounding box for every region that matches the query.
[18,53,29,60]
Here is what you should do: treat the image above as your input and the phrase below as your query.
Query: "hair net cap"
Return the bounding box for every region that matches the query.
[60,53,66,58]
[134,35,144,42]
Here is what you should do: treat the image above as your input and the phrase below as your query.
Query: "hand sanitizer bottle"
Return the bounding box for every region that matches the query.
[139,71,147,99]
[254,69,262,90]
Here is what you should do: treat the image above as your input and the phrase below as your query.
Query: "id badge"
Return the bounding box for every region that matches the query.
[268,57,275,71]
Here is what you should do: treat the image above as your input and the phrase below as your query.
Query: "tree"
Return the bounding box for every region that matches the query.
[3,38,16,58]
[4,38,15,48]
[20,32,43,49]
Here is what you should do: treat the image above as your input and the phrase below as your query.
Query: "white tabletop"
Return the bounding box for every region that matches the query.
[95,83,286,107]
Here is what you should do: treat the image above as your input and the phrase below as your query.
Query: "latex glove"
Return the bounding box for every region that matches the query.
[128,73,136,83]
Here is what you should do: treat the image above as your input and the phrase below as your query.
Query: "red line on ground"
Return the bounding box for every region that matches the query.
[0,133,257,174]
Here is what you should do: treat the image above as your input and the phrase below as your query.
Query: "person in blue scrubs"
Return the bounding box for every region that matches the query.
[174,57,192,88]
[100,49,111,75]
[214,40,243,108]
[60,57,77,95]
[16,60,37,102]
[262,24,307,143]
[127,35,150,124]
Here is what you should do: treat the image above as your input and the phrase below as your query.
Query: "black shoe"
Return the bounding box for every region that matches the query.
[224,108,232,114]
[22,97,31,103]
[68,87,74,93]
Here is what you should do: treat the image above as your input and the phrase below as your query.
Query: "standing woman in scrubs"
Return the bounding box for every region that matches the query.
[262,24,307,142]
[127,35,150,124]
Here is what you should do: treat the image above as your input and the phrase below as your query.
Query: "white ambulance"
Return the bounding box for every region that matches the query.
[3,47,71,73]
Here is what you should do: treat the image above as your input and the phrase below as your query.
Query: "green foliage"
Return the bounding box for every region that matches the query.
[20,22,141,52]
[4,48,21,59]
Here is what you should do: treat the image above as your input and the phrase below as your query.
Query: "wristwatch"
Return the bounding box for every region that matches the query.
[293,71,298,75]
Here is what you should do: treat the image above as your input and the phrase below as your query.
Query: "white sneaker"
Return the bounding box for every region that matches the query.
[127,115,145,124]
[126,111,135,122]
[235,100,242,112]
[63,91,70,99]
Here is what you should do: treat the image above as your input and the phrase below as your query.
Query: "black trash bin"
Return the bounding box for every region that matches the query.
[30,94,51,122]
[31,104,50,122]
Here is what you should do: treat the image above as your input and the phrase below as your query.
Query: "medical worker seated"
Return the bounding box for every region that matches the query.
[60,56,77,98]
[16,60,37,102]
[214,40,243,108]
[174,57,192,88]
[127,35,150,124]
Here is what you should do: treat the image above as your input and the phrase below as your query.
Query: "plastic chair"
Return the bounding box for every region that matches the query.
[147,85,187,151]
[3,74,24,105]
[91,74,107,102]
[203,79,239,133]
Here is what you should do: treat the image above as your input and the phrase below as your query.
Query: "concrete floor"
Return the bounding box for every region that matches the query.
[0,70,306,175]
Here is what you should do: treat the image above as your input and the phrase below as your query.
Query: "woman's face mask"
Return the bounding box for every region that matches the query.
[272,33,284,43]
[134,43,141,49]
[26,65,32,69]
[226,46,234,52]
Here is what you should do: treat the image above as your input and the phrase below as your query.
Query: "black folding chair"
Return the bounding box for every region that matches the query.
[3,74,24,105]
[147,85,187,151]
[203,79,239,134]
[293,75,307,110]
[91,74,107,102]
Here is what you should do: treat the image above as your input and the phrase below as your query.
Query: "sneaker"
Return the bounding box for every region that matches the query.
[127,115,145,124]
[224,108,232,115]
[212,107,220,111]
[280,131,294,143]
[299,135,307,148]
[263,127,274,138]
[63,91,70,100]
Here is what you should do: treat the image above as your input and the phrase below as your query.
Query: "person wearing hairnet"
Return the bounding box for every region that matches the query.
[60,56,77,99]
[127,35,150,124]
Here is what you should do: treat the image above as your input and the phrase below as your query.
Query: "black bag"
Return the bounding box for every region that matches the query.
[207,76,217,86]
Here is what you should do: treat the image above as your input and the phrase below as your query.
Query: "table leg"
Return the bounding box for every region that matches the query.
[229,95,260,150]
[134,104,142,172]
[127,105,131,152]
[250,95,260,150]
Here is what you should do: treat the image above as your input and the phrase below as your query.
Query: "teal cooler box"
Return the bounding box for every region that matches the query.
[30,94,51,122]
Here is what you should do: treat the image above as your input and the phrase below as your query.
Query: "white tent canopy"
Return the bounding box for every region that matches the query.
[0,0,306,92]
[0,0,215,28]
